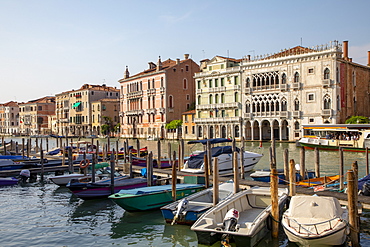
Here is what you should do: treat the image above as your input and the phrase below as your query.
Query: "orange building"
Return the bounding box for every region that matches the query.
[119,54,199,139]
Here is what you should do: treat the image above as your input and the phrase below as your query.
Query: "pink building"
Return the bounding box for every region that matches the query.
[119,54,199,139]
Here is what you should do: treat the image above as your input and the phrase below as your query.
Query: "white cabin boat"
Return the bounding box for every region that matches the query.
[282,195,349,246]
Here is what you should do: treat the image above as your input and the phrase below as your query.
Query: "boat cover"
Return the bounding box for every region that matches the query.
[187,138,232,145]
[286,196,343,219]
[187,146,239,169]
[358,174,370,190]
[117,184,204,195]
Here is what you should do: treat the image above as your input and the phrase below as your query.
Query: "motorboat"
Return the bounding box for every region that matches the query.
[191,186,288,246]
[0,177,19,186]
[282,195,349,246]
[160,181,235,225]
[250,169,315,184]
[49,173,92,186]
[109,183,205,211]
[181,145,262,175]
[296,175,340,187]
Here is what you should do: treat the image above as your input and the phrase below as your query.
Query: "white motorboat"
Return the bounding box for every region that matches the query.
[191,186,288,246]
[282,195,349,246]
[49,173,90,186]
[181,146,262,175]
[160,181,235,225]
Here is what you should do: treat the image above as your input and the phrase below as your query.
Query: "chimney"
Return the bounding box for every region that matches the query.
[368,51,370,66]
[176,58,180,64]
[148,62,156,69]
[247,55,251,61]
[124,66,130,79]
[184,54,189,60]
[156,56,162,72]
[343,40,348,60]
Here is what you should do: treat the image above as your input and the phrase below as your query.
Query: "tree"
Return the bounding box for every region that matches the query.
[101,116,114,136]
[345,116,370,124]
[165,120,183,139]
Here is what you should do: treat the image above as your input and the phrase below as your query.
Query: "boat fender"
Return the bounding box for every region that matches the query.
[223,208,239,232]
[266,215,272,231]
[79,159,90,169]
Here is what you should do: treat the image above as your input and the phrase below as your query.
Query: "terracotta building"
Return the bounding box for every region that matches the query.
[19,96,55,135]
[119,54,200,139]
[91,98,120,136]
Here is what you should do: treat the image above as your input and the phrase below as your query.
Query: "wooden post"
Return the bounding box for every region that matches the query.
[352,161,359,209]
[300,146,305,179]
[204,153,210,188]
[271,138,276,167]
[168,142,172,163]
[96,140,100,162]
[289,159,296,197]
[15,142,19,155]
[213,157,219,206]
[46,137,49,152]
[91,153,96,183]
[107,136,110,152]
[147,152,153,187]
[240,146,245,179]
[233,151,240,194]
[314,147,320,178]
[270,147,276,170]
[83,151,87,176]
[68,147,73,174]
[35,137,39,153]
[339,148,344,191]
[171,151,177,201]
[232,138,236,152]
[283,149,289,184]
[27,138,30,157]
[136,138,140,157]
[129,152,133,178]
[62,145,66,166]
[347,170,360,246]
[270,168,279,238]
[366,147,369,176]
[110,152,115,195]
[115,141,119,164]
[157,139,161,169]
[179,139,184,170]
[123,140,127,163]
[22,138,25,158]
[40,140,44,181]
[206,141,212,175]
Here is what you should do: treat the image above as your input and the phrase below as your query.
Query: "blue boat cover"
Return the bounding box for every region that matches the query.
[187,146,239,169]
[0,155,28,160]
[358,174,370,190]
[187,138,232,145]
[117,184,204,195]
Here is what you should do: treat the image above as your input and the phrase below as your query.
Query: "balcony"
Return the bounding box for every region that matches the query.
[147,108,156,114]
[196,89,203,94]
[159,108,166,114]
[194,116,241,124]
[280,84,288,91]
[279,111,288,118]
[196,102,241,111]
[244,88,252,95]
[244,113,253,120]
[125,109,144,116]
[291,83,301,90]
[127,91,143,99]
[292,111,301,118]
[322,79,331,87]
[321,109,333,117]
[60,118,69,123]
[160,87,165,94]
[147,88,156,95]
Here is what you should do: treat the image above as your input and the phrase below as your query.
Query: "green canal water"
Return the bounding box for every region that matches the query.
[1,137,370,246]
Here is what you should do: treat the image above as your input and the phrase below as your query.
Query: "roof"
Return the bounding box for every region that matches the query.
[57,84,119,95]
[19,96,55,105]
[264,46,315,60]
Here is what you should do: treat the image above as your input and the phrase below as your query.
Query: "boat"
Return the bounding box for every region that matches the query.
[250,169,315,184]
[299,124,370,152]
[160,181,235,225]
[282,195,349,246]
[66,175,150,199]
[0,177,19,186]
[296,175,340,187]
[0,159,40,171]
[109,183,206,211]
[131,156,188,169]
[181,138,262,175]
[191,186,289,246]
[49,173,93,186]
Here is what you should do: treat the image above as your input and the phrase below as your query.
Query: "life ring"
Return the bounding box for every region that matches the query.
[79,159,90,169]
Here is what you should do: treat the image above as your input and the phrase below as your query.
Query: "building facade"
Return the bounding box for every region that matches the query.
[55,84,119,137]
[181,109,196,140]
[194,40,370,141]
[91,98,120,136]
[19,96,55,135]
[119,55,200,139]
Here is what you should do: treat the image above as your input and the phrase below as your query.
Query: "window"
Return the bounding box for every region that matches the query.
[183,79,188,89]
[246,78,250,87]
[324,68,330,79]
[221,78,225,86]
[197,80,201,89]
[186,94,190,100]
[209,94,213,104]
[215,94,219,103]
[221,93,225,103]
[294,72,300,83]
[295,121,300,130]
[234,92,238,102]
[323,95,331,109]
[352,71,356,87]
[215,78,218,87]
[294,99,299,111]
[308,68,314,74]
[282,73,287,84]
[185,65,189,71]
[307,93,315,102]
[148,79,151,89]
[281,98,287,111]
[309,118,315,123]
[161,77,164,87]
[234,76,239,85]
[168,95,174,108]
[209,79,212,88]
[198,95,202,105]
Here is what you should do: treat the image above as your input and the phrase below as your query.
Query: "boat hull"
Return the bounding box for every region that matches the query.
[109,184,205,211]
[0,177,19,186]
[49,174,87,186]
[299,139,368,153]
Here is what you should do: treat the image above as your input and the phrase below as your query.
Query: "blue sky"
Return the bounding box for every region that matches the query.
[1,0,370,103]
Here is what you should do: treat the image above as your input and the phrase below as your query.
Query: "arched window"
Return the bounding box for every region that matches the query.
[168,95,174,108]
[148,79,151,89]
[183,78,188,89]
[235,125,240,138]
[324,68,330,80]
[215,94,219,103]
[221,93,225,103]
[246,78,250,88]
[294,121,300,130]
[209,94,213,104]
[323,95,331,109]
[198,126,202,138]
[294,98,300,111]
[294,72,300,83]
[234,92,238,102]
[336,67,340,83]
[337,95,340,111]
[246,101,251,113]
[198,95,202,105]
[282,73,287,84]
[281,98,287,111]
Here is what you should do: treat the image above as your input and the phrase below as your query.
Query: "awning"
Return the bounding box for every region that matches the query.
[72,102,81,108]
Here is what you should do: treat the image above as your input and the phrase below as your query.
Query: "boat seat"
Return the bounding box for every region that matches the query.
[188,201,214,207]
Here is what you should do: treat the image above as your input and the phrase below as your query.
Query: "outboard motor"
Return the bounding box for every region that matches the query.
[223,208,239,232]
[171,198,189,225]
[19,169,30,183]
[363,180,370,196]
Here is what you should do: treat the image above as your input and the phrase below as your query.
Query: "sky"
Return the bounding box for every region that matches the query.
[1,0,370,103]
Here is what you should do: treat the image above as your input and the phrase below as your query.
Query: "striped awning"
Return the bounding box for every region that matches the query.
[72,102,81,108]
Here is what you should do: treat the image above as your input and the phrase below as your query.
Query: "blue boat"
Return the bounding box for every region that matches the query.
[250,169,315,184]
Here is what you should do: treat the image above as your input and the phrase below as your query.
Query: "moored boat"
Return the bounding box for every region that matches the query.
[297,175,340,187]
[191,186,288,246]
[0,177,19,186]
[160,181,235,225]
[109,183,205,211]
[282,195,349,246]
[250,169,315,184]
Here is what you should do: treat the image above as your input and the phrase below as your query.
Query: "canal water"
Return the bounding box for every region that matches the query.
[1,137,370,246]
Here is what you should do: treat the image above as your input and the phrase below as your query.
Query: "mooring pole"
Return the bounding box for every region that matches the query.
[283,149,289,184]
[40,140,44,181]
[233,151,240,194]
[271,167,279,238]
[347,170,360,247]
[204,153,210,189]
[300,146,305,179]
[157,139,162,169]
[315,147,320,178]
[366,147,369,176]
[110,152,115,195]
[289,159,296,197]
[171,151,177,201]
[213,157,219,206]
[339,148,344,191]
[91,153,96,183]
